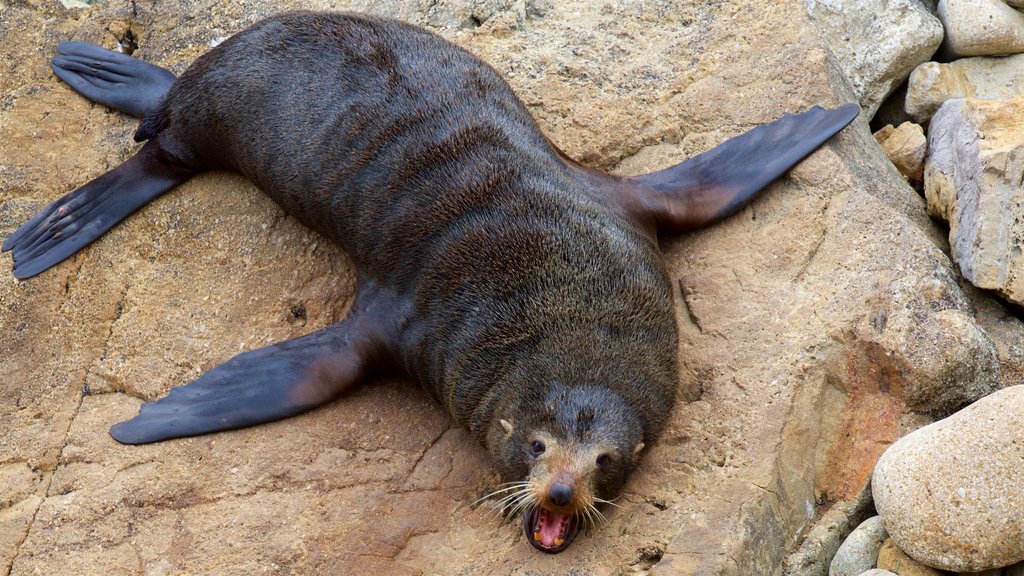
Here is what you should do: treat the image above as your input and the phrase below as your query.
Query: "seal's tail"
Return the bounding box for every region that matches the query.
[624,104,860,234]
[2,138,194,279]
[50,41,176,119]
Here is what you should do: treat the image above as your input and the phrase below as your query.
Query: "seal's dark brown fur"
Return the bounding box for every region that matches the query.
[4,11,858,553]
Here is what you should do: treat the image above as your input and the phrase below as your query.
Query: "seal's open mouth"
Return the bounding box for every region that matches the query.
[524,507,582,553]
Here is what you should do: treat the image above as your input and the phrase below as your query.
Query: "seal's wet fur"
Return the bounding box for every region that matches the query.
[4,11,858,552]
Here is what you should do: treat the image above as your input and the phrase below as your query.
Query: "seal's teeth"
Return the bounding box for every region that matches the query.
[554,537,564,547]
[534,530,543,541]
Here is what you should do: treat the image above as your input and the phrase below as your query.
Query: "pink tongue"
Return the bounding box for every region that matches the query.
[537,509,567,547]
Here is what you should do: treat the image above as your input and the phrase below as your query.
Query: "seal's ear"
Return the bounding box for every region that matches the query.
[632,442,645,463]
[620,104,859,235]
[500,419,515,437]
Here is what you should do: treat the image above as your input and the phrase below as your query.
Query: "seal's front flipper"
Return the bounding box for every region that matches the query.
[624,104,859,234]
[51,41,176,118]
[110,315,389,444]
[3,138,194,279]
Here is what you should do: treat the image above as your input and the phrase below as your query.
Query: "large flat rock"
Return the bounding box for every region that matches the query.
[0,1,1014,574]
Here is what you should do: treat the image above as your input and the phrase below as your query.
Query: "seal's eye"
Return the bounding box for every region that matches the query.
[596,453,612,469]
[530,440,546,456]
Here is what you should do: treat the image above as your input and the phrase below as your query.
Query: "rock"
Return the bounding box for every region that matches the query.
[924,96,1024,306]
[0,1,1014,575]
[938,0,1024,57]
[873,386,1024,572]
[873,122,926,186]
[906,54,1024,123]
[857,571,897,576]
[876,538,945,576]
[804,0,943,118]
[829,516,888,576]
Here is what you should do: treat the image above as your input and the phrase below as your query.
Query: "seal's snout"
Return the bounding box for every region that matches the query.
[548,482,573,507]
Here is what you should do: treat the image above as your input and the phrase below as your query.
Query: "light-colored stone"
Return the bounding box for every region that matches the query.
[873,386,1024,572]
[906,54,1024,122]
[829,516,888,576]
[857,571,897,576]
[873,122,926,185]
[0,2,1014,575]
[938,0,1024,57]
[924,96,1024,306]
[804,0,943,118]
[877,538,945,576]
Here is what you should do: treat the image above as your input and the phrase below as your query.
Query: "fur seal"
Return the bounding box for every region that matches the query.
[3,11,857,553]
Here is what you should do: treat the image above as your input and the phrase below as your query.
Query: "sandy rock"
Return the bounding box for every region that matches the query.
[873,122,926,185]
[906,54,1024,122]
[873,386,1024,572]
[938,0,1024,57]
[857,571,897,576]
[877,538,945,576]
[829,516,888,576]
[0,1,1014,575]
[924,96,1024,306]
[803,0,943,118]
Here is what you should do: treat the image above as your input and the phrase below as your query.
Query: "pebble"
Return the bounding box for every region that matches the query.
[872,122,926,186]
[830,516,888,576]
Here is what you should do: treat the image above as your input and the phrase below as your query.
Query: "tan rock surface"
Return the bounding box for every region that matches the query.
[906,54,1024,123]
[924,96,1024,306]
[872,386,1024,572]
[876,538,944,576]
[803,0,942,118]
[0,1,1014,575]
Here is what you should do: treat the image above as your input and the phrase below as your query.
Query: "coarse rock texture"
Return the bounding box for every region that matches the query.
[924,96,1024,306]
[802,0,942,119]
[873,122,927,186]
[872,385,1024,572]
[828,516,888,576]
[906,54,1024,123]
[857,571,896,576]
[0,1,1017,575]
[937,0,1024,57]
[876,538,944,576]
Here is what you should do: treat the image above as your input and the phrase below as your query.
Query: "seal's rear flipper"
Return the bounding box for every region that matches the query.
[625,104,859,234]
[51,41,176,119]
[110,317,387,444]
[3,138,194,279]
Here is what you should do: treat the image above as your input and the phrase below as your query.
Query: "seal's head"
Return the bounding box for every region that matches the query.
[487,384,646,553]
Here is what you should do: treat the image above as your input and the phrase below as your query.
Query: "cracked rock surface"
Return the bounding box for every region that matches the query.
[1,1,1019,575]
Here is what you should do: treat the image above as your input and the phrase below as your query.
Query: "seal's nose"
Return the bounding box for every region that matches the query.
[548,482,573,507]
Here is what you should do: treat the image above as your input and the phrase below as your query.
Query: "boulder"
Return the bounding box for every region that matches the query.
[873,386,1024,572]
[906,54,1024,123]
[924,96,1024,306]
[938,0,1024,57]
[803,0,943,118]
